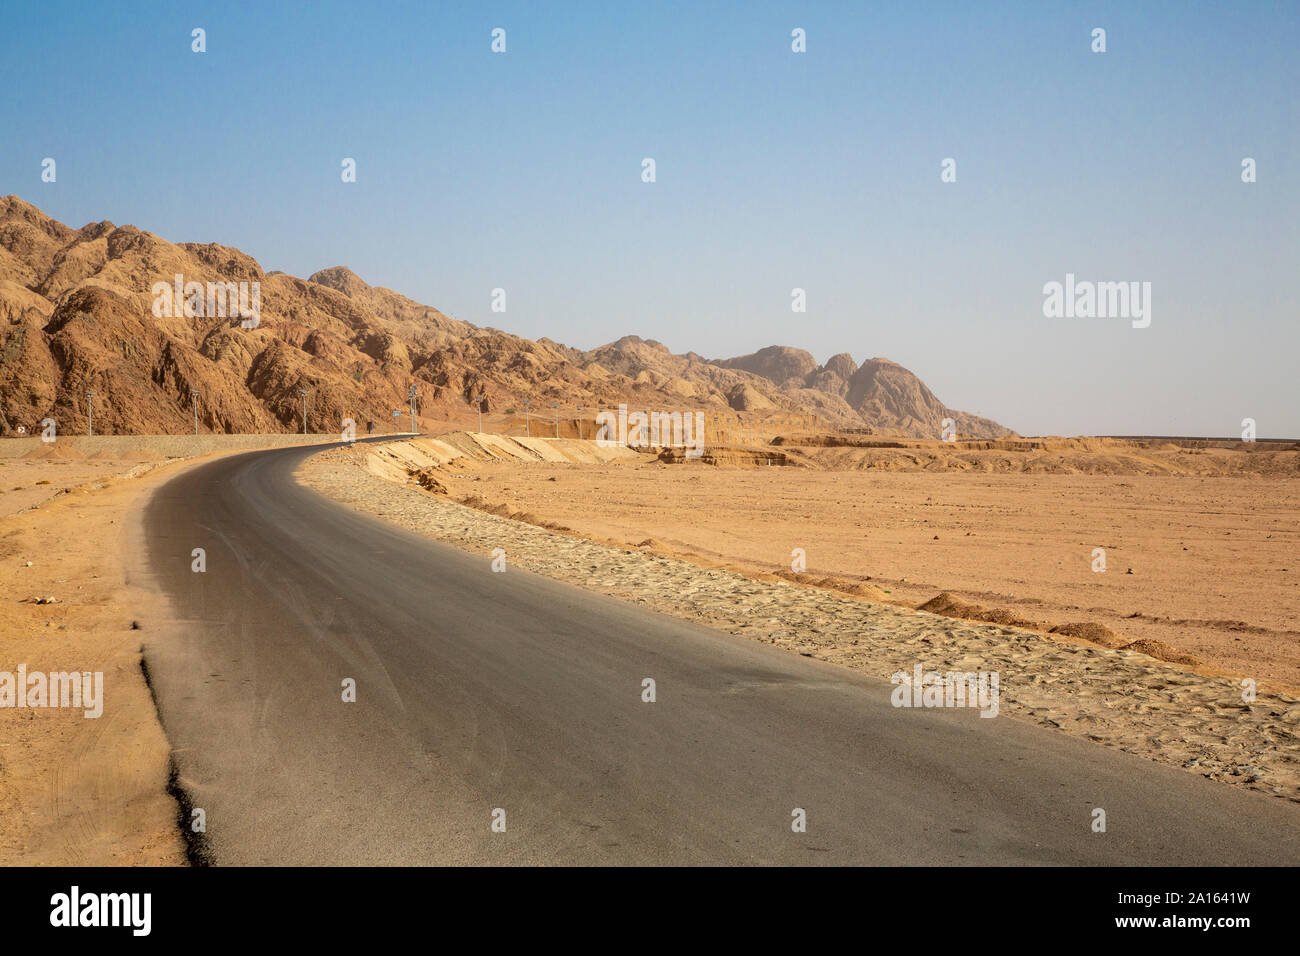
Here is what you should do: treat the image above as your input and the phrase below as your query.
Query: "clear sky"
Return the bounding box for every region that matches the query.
[3,1,1296,436]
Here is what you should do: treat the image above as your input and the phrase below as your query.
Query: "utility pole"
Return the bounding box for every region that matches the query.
[86,389,94,437]
[523,397,531,438]
[191,388,199,436]
[474,392,484,433]
[298,387,308,434]
[576,404,584,440]
[552,401,559,438]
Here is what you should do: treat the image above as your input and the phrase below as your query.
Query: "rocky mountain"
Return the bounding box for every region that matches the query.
[0,197,1012,438]
[710,347,1009,439]
[712,345,820,387]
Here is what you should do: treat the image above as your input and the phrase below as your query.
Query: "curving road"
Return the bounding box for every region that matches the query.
[136,440,1300,865]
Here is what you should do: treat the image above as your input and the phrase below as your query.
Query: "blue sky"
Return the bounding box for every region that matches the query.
[3,0,1296,436]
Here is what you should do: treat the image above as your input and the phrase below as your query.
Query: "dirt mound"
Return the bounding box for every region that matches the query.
[917,592,1039,629]
[409,469,448,495]
[1049,621,1128,648]
[773,569,888,601]
[1120,639,1202,665]
[20,444,86,459]
[456,493,571,532]
[921,593,1204,663]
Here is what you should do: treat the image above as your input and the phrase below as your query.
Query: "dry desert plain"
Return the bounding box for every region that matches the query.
[0,434,341,864]
[1,429,1298,864]
[356,433,1300,687]
[302,432,1300,803]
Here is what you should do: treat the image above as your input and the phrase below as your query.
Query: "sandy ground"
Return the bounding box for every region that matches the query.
[362,437,1300,688]
[302,438,1300,802]
[0,459,154,515]
[0,433,351,516]
[5,429,1295,863]
[0,434,339,865]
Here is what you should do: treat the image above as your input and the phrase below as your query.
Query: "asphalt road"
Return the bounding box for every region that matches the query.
[138,440,1300,865]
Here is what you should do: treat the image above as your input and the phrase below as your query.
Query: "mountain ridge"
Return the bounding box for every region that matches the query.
[0,196,1013,438]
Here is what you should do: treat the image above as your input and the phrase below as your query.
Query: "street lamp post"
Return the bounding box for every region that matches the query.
[475,392,484,433]
[576,404,583,440]
[552,401,559,438]
[523,397,531,438]
[298,388,308,435]
[86,389,94,437]
[191,389,199,436]
[408,384,418,434]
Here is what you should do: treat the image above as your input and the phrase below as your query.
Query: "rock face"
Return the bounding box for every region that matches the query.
[712,346,819,388]
[0,196,1013,437]
[714,350,1008,439]
[822,352,858,381]
[726,382,776,412]
[844,358,1008,441]
[804,351,856,399]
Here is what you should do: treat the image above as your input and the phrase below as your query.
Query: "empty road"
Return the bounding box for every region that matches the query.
[137,441,1300,864]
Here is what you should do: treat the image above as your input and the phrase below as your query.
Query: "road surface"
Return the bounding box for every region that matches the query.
[137,441,1300,864]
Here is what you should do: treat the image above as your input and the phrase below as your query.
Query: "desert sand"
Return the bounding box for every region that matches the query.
[355,435,1300,686]
[4,428,1295,866]
[0,434,337,864]
[301,435,1300,802]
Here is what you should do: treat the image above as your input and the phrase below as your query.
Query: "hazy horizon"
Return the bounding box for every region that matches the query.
[3,0,1296,437]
